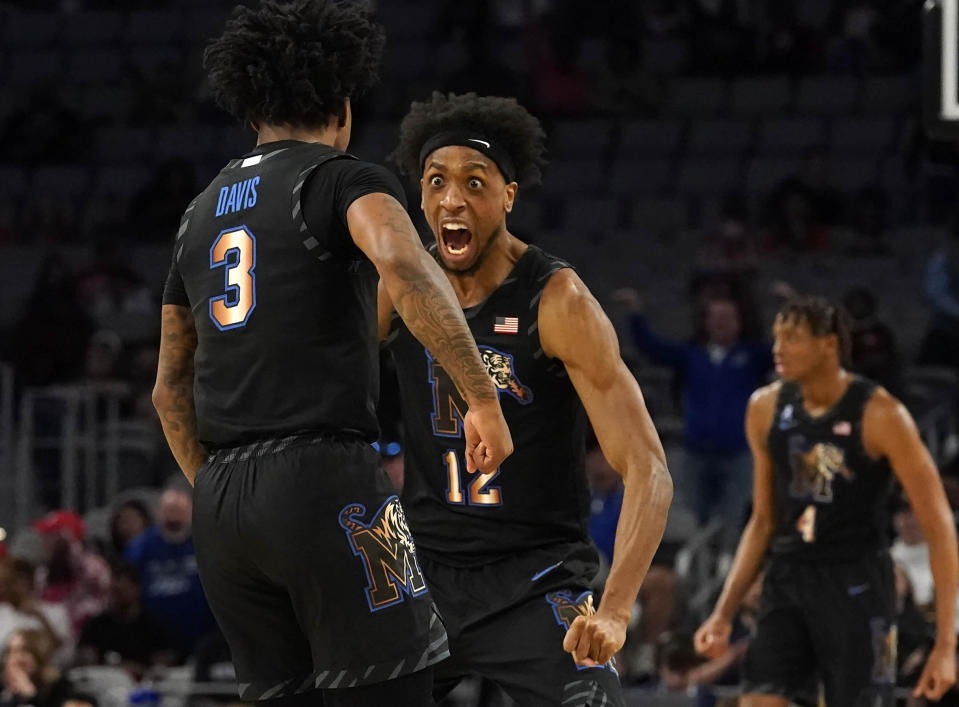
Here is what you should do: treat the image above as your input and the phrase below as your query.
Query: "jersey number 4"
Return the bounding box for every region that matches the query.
[209,226,257,331]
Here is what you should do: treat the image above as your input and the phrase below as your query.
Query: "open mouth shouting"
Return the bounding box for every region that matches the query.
[440,221,473,260]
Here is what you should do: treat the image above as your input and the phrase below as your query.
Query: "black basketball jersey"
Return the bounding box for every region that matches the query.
[768,376,893,560]
[387,245,593,566]
[164,140,391,447]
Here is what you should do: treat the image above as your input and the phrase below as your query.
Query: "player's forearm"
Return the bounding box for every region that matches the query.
[714,513,773,620]
[927,522,959,647]
[383,249,497,407]
[153,383,206,485]
[155,305,205,484]
[598,455,672,622]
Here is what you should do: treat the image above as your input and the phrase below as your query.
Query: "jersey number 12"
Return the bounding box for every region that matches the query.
[443,449,502,506]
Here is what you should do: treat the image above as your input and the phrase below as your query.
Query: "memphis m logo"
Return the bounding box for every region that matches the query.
[339,496,428,612]
[427,345,533,437]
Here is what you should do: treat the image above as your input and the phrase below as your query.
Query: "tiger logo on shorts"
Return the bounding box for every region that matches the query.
[546,591,618,674]
[546,590,596,630]
[480,347,533,404]
[339,496,428,612]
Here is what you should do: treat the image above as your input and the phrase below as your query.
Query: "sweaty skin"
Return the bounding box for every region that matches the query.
[378,143,672,666]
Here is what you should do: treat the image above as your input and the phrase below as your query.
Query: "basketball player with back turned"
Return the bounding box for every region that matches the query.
[151,4,512,706]
[695,297,957,705]
[381,93,673,705]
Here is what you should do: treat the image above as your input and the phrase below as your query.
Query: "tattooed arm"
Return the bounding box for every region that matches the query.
[348,192,512,473]
[153,305,206,485]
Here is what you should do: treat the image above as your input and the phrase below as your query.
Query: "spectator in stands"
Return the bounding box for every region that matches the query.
[893,563,938,691]
[76,240,154,325]
[892,499,935,612]
[108,501,152,563]
[764,146,843,253]
[827,0,882,74]
[842,286,902,393]
[614,289,772,553]
[694,192,760,295]
[592,35,662,116]
[5,256,93,390]
[918,217,959,373]
[124,484,214,658]
[32,512,110,639]
[844,186,893,257]
[528,14,589,116]
[0,559,72,667]
[75,562,174,681]
[81,331,125,387]
[0,629,74,707]
[763,3,821,75]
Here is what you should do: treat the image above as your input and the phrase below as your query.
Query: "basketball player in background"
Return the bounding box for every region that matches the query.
[695,297,957,705]
[152,3,512,705]
[382,92,672,705]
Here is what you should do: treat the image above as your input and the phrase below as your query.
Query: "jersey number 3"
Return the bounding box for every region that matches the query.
[209,226,256,331]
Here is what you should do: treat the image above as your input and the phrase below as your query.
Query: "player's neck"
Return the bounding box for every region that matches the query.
[447,231,526,308]
[255,123,339,147]
[798,367,850,416]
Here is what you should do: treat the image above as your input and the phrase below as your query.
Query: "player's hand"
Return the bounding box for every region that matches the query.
[463,400,512,474]
[610,287,643,314]
[693,613,732,659]
[562,610,627,667]
[913,641,956,700]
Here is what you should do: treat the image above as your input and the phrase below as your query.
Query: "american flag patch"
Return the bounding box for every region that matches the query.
[494,316,519,334]
[833,421,852,436]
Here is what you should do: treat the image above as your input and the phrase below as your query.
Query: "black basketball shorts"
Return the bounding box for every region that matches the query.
[192,433,448,701]
[422,544,625,706]
[743,552,897,707]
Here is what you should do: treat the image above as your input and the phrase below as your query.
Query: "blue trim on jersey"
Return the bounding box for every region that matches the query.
[208,224,257,332]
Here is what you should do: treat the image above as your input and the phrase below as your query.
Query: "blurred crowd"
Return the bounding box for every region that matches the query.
[1,0,958,705]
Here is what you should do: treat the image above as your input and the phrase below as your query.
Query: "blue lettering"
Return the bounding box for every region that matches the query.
[225,184,239,214]
[216,177,262,217]
[215,186,229,217]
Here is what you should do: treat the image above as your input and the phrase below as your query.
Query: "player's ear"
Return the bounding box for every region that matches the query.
[250,121,259,134]
[504,182,517,213]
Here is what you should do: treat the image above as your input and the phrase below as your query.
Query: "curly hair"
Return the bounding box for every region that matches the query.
[203,0,384,128]
[392,92,548,185]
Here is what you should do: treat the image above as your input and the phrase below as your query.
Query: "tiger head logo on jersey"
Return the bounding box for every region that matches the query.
[339,496,428,612]
[480,347,533,404]
[428,346,533,438]
[789,439,854,503]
